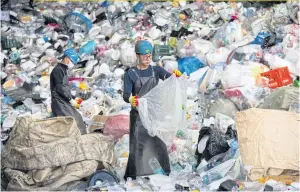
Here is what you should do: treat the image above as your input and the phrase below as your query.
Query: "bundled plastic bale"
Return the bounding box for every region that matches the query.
[138,75,188,146]
[178,57,204,76]
[104,114,130,143]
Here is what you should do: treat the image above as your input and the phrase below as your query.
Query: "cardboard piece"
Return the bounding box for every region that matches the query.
[236,108,300,180]
[88,115,108,132]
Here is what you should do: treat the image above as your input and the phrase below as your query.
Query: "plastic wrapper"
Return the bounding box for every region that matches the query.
[221,62,268,89]
[224,86,270,110]
[227,44,263,64]
[199,62,226,93]
[114,134,129,159]
[138,75,188,146]
[286,0,300,24]
[209,98,239,120]
[206,47,231,66]
[212,20,243,48]
[104,114,130,142]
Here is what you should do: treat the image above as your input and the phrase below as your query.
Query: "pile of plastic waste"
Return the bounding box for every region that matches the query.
[1,0,300,191]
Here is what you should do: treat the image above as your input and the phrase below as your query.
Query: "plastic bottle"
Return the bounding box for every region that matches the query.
[148,157,165,175]
[294,76,300,87]
[79,40,97,57]
[200,171,222,185]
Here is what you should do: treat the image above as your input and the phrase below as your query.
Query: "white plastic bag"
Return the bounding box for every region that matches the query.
[206,47,231,66]
[138,75,188,145]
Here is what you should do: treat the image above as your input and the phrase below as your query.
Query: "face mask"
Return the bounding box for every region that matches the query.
[68,62,75,69]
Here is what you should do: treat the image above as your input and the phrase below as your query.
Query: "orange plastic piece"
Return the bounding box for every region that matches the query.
[179,14,187,20]
[260,67,292,89]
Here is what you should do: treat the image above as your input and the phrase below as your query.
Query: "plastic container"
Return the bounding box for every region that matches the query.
[260,67,293,89]
[148,157,165,175]
[79,41,97,57]
[152,45,174,62]
[201,172,222,185]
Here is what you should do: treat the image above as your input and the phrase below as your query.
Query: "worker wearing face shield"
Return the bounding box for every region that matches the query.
[50,48,86,134]
[123,40,182,180]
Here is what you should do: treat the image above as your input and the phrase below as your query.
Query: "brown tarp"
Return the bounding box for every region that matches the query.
[236,108,300,181]
[1,116,115,191]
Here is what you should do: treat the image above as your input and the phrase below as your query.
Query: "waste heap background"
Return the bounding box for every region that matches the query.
[1,0,300,191]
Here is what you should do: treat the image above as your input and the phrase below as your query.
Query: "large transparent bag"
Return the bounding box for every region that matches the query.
[138,75,188,146]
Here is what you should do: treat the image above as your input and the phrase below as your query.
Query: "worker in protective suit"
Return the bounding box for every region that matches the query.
[50,48,87,134]
[123,40,182,179]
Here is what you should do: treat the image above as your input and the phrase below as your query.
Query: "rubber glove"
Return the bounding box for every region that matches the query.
[129,96,139,107]
[70,98,81,109]
[173,69,182,77]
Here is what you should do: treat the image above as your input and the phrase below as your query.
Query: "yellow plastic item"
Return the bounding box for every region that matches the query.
[121,152,129,158]
[258,177,265,184]
[75,103,80,109]
[168,37,178,48]
[172,2,179,7]
[19,16,32,22]
[179,14,187,20]
[3,79,15,89]
[42,71,47,76]
[186,113,191,119]
[78,82,89,90]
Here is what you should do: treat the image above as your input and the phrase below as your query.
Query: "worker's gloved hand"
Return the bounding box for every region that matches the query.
[70,99,80,109]
[129,96,139,107]
[173,69,182,77]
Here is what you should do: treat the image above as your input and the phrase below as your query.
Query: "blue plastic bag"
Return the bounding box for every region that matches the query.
[178,56,204,76]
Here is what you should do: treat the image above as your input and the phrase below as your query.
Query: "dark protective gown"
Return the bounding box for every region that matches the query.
[124,66,170,180]
[50,63,86,134]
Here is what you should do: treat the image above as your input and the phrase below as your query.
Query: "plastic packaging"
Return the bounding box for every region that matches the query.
[264,53,299,77]
[153,45,175,62]
[200,159,236,185]
[138,75,188,146]
[79,41,97,57]
[104,114,130,142]
[178,57,204,76]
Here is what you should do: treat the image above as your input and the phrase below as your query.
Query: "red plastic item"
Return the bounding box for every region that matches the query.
[260,67,292,89]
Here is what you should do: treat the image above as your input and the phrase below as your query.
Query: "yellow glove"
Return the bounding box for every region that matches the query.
[173,69,182,77]
[70,99,80,109]
[129,96,139,107]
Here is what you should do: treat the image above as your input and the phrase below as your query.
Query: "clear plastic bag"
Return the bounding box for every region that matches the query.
[224,86,270,110]
[138,75,188,146]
